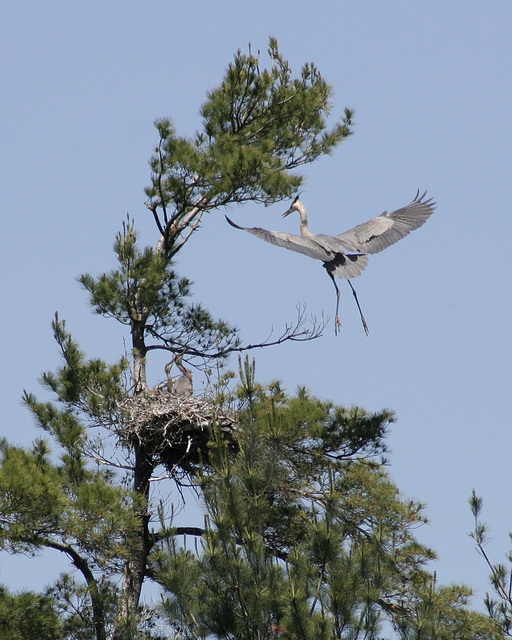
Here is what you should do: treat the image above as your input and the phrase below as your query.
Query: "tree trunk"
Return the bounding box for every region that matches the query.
[131,319,148,394]
[113,444,154,639]
[48,541,108,640]
[112,315,153,639]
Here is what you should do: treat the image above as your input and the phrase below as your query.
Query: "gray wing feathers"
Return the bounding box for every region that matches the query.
[225,216,332,261]
[336,191,435,254]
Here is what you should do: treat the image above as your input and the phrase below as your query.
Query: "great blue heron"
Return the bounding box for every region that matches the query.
[226,191,435,335]
[165,354,193,396]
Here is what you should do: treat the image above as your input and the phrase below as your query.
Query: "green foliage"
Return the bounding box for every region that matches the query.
[0,316,143,638]
[469,490,512,637]
[0,439,65,551]
[144,38,354,256]
[0,585,61,639]
[79,217,239,366]
[152,362,500,640]
[0,362,144,640]
[80,218,184,327]
[31,312,127,425]
[392,581,503,639]
[0,38,499,640]
[153,365,423,639]
[0,434,139,571]
[45,574,119,640]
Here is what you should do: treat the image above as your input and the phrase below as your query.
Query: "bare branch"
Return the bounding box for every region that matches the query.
[144,305,327,362]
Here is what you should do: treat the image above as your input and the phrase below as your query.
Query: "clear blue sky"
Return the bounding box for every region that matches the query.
[2,0,512,611]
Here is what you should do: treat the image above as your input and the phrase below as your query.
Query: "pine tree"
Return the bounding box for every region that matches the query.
[0,40,352,639]
[154,359,502,640]
[469,490,512,637]
[0,39,501,640]
[144,37,353,259]
[0,585,62,639]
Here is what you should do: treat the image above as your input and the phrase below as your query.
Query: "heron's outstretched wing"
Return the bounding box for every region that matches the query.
[225,216,332,262]
[336,191,435,254]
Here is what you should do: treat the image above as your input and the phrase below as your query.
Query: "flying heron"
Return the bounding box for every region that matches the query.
[226,191,435,335]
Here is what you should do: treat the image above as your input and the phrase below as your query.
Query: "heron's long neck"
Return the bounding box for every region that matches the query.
[299,210,314,238]
[175,358,189,377]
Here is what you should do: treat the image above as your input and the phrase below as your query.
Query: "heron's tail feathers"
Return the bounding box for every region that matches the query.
[325,253,368,280]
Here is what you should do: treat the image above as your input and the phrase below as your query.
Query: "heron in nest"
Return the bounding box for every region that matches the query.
[165,354,193,396]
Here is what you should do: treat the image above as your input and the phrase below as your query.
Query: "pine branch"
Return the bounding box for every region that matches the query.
[144,305,327,363]
[145,40,352,257]
[43,538,107,640]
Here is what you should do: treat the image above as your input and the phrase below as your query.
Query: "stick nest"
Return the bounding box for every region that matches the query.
[117,392,239,473]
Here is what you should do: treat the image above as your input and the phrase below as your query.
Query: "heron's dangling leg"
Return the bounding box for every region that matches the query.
[347,280,369,336]
[327,272,342,335]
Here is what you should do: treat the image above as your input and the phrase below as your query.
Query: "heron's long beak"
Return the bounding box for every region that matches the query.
[282,207,293,218]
